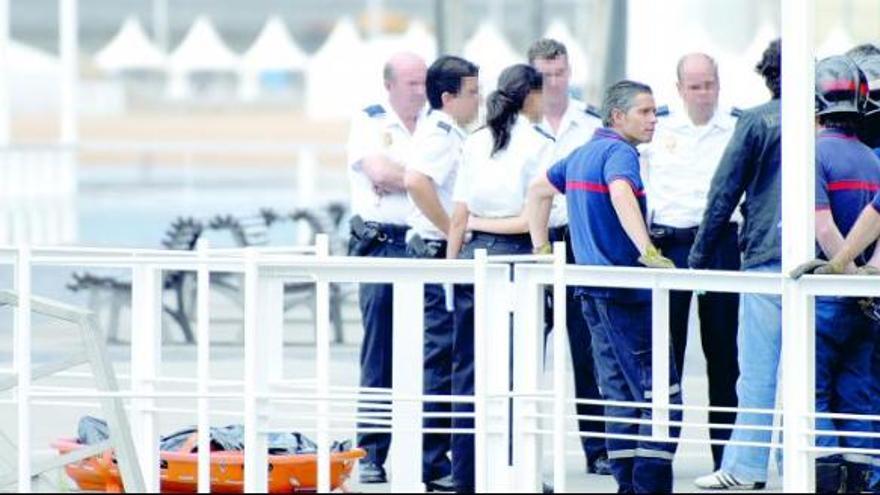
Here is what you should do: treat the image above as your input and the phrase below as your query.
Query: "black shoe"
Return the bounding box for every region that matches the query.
[587,455,613,476]
[426,474,455,492]
[359,461,387,484]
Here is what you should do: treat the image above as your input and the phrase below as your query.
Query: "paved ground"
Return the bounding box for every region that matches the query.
[0,295,783,493]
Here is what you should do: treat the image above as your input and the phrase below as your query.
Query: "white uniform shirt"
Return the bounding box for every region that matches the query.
[346,102,423,225]
[453,114,554,218]
[641,106,740,228]
[407,110,467,240]
[535,98,603,228]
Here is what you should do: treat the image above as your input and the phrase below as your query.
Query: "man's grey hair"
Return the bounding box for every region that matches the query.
[601,80,653,127]
[676,53,719,83]
[527,38,568,64]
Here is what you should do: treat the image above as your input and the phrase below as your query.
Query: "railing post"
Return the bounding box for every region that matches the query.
[314,234,332,493]
[391,275,425,492]
[15,246,32,493]
[195,239,211,493]
[651,286,671,440]
[781,0,816,490]
[551,243,568,493]
[475,250,514,492]
[244,248,269,493]
[512,263,544,492]
[130,264,163,492]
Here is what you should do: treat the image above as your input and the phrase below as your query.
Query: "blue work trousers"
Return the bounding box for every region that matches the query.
[580,295,682,494]
[814,298,874,468]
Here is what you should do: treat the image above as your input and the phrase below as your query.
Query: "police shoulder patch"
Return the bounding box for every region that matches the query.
[655,105,671,117]
[437,121,452,134]
[730,107,744,118]
[363,104,386,118]
[585,104,602,119]
[533,125,556,142]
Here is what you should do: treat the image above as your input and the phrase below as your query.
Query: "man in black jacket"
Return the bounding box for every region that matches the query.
[692,39,783,491]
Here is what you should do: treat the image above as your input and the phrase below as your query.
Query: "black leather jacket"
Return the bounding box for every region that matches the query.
[689,99,782,270]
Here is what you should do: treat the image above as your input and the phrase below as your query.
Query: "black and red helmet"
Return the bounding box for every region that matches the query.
[850,53,880,117]
[815,55,869,116]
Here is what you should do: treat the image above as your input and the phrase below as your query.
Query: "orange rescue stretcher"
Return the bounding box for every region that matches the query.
[51,435,366,493]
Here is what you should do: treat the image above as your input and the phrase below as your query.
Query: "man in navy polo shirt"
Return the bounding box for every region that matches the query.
[527,80,680,494]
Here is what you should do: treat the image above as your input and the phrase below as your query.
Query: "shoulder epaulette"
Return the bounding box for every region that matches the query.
[585,104,602,119]
[363,104,386,118]
[437,121,452,134]
[655,105,670,117]
[533,125,556,142]
[730,107,743,118]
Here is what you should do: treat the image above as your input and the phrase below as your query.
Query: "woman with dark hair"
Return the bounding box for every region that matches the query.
[444,64,554,493]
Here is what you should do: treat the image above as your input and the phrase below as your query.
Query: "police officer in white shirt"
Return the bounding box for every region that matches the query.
[528,38,611,477]
[641,53,741,471]
[444,64,553,492]
[403,55,480,491]
[345,51,427,484]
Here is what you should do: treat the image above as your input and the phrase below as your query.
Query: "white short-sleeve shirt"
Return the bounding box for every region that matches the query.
[346,102,423,225]
[407,109,467,240]
[641,106,740,228]
[453,114,555,219]
[535,98,603,228]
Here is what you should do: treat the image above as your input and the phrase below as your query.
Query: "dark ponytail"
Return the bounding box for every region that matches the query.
[485,64,543,156]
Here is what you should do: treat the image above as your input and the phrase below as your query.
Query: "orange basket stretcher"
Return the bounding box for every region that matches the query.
[51,435,366,493]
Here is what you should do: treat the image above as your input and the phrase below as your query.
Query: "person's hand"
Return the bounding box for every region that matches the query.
[856,265,880,276]
[638,245,676,269]
[858,298,880,323]
[533,243,552,255]
[789,259,845,279]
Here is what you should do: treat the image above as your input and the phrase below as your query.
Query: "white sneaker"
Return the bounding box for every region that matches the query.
[694,471,766,491]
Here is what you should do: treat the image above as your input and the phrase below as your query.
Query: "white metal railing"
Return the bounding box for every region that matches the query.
[5,238,880,493]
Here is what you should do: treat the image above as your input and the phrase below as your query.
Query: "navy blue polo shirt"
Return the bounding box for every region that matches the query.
[816,130,880,263]
[547,127,649,302]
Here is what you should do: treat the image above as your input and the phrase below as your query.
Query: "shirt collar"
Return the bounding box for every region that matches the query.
[382,99,426,135]
[593,127,639,151]
[818,128,859,141]
[540,98,582,137]
[433,108,466,139]
[668,105,732,133]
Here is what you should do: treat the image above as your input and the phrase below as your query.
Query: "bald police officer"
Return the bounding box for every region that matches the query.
[346,52,427,484]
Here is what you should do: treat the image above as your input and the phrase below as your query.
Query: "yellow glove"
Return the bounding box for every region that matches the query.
[533,243,552,255]
[790,259,845,279]
[638,245,676,269]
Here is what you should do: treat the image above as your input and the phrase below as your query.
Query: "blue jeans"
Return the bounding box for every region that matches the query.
[814,298,873,467]
[721,261,782,483]
[872,329,880,489]
[581,296,682,493]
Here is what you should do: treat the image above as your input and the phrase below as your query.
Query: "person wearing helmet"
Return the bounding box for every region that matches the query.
[809,54,878,494]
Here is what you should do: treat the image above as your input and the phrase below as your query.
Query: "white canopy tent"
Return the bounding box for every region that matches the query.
[6,39,62,113]
[462,22,522,93]
[94,16,166,73]
[401,19,437,62]
[305,18,368,119]
[239,15,308,101]
[167,16,240,99]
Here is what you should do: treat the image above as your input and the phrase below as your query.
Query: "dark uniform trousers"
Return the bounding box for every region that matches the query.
[451,232,533,492]
[545,226,608,464]
[407,237,454,483]
[652,222,740,470]
[350,220,409,468]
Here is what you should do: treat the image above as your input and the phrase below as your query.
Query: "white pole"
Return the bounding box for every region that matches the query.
[59,0,78,146]
[551,243,568,493]
[243,248,269,493]
[780,0,816,491]
[196,239,211,493]
[15,246,32,493]
[314,234,332,493]
[152,0,169,53]
[651,287,671,441]
[0,0,10,147]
